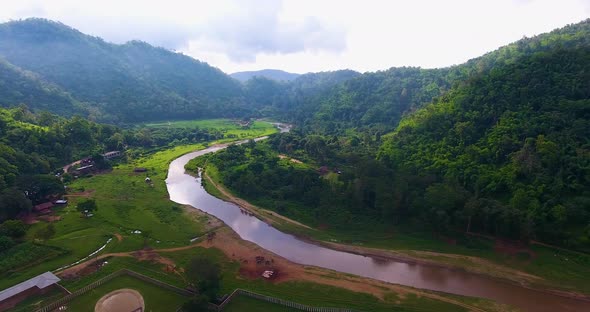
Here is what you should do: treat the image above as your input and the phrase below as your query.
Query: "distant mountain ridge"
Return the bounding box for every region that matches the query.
[231,69,301,82]
[0,18,246,122]
[0,19,362,123]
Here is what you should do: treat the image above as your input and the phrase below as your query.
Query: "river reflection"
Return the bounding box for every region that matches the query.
[166,142,590,312]
[370,257,392,267]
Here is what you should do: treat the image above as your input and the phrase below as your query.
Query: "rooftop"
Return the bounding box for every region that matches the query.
[0,272,61,302]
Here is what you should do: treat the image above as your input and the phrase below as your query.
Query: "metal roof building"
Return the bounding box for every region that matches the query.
[0,272,61,302]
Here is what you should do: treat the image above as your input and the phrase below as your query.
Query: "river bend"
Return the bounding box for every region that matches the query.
[166,138,589,312]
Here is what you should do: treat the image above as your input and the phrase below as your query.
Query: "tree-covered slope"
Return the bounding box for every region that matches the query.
[244,70,361,116]
[0,58,89,117]
[287,19,590,135]
[0,18,246,122]
[378,41,590,248]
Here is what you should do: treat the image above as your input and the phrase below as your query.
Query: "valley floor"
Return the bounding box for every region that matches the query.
[1,135,505,312]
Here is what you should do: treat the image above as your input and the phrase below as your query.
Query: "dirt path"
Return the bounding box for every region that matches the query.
[203,171,312,230]
[63,160,81,173]
[114,233,123,242]
[278,154,303,164]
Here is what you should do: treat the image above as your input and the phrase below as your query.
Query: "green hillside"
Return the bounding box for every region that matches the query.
[0,58,87,117]
[378,45,590,247]
[0,18,246,122]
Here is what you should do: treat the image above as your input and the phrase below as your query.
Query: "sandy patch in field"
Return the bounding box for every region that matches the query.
[94,289,144,312]
[278,154,303,164]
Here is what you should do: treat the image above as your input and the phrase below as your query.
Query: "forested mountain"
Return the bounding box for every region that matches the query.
[0,18,246,122]
[284,20,590,135]
[244,70,361,115]
[204,19,590,251]
[231,69,301,82]
[373,20,590,247]
[378,44,590,247]
[0,19,364,124]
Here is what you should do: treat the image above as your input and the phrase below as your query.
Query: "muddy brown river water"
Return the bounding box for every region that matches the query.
[166,135,590,312]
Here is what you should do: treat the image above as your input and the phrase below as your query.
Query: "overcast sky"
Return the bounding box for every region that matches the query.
[1,0,589,74]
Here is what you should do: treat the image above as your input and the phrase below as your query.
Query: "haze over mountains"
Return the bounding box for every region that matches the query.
[230,69,301,82]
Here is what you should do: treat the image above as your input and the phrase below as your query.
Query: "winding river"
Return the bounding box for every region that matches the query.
[166,133,590,312]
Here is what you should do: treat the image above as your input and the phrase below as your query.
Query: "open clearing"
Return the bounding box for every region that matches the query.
[142,119,277,141]
[222,294,301,312]
[94,288,144,312]
[66,275,187,312]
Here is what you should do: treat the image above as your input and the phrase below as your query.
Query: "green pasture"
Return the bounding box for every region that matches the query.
[142,118,277,140]
[222,294,301,312]
[1,120,277,289]
[65,275,188,312]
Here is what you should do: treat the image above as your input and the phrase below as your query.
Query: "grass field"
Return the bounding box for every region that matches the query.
[222,294,301,312]
[142,119,278,141]
[65,275,189,312]
[162,248,473,312]
[0,144,209,290]
[0,120,278,290]
[10,287,65,312]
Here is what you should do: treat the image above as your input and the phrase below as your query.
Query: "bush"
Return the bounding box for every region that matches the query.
[0,220,27,238]
[186,255,221,300]
[34,223,56,240]
[181,294,210,312]
[0,242,65,272]
[0,235,15,252]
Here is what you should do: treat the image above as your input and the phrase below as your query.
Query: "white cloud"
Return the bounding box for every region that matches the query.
[0,0,587,73]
